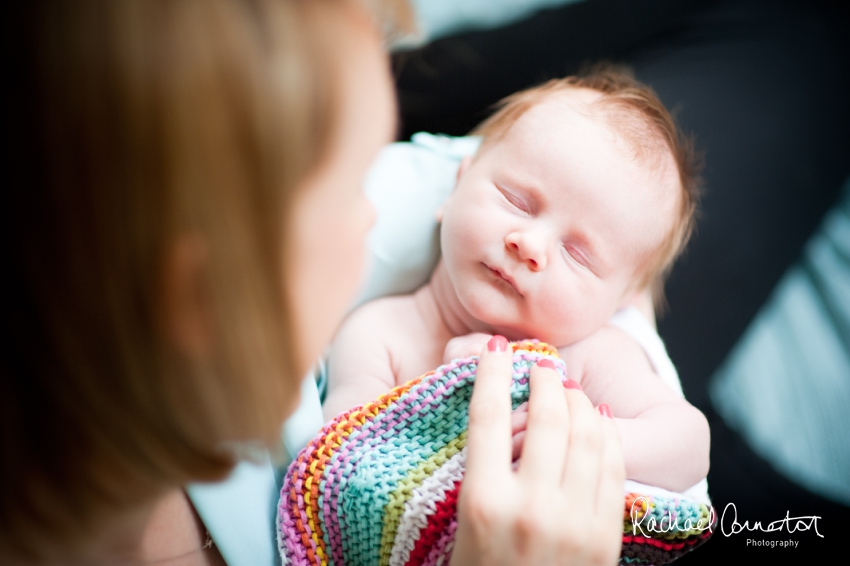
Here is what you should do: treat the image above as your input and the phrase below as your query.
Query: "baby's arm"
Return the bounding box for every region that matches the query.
[322,300,400,421]
[560,326,710,492]
[324,294,451,421]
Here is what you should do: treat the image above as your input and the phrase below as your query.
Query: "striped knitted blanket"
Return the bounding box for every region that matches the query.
[278,341,714,565]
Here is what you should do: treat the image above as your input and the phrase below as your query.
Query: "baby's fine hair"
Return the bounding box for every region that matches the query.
[471,64,701,306]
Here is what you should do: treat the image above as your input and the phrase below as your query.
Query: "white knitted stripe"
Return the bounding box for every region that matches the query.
[276,510,290,566]
[389,448,466,566]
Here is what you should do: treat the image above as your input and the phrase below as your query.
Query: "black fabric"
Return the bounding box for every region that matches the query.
[395,0,717,137]
[393,0,850,559]
[676,408,848,563]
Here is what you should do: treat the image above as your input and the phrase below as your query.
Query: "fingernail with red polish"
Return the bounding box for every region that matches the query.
[564,378,582,391]
[536,358,556,370]
[598,404,613,419]
[487,335,508,352]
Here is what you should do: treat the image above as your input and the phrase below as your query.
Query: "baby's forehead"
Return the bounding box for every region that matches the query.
[508,89,649,151]
[501,89,679,190]
[502,91,587,139]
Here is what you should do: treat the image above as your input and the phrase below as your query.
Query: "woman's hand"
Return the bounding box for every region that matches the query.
[451,336,626,566]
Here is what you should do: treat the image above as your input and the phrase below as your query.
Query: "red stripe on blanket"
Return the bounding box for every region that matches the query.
[405,480,461,566]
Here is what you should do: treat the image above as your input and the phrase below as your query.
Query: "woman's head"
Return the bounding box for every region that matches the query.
[4,0,401,560]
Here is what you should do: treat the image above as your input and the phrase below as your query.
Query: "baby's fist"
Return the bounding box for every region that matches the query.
[442,333,494,365]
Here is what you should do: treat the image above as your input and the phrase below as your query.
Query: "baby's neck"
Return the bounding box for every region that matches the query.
[416,260,496,338]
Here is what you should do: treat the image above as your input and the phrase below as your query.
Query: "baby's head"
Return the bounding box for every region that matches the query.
[438,65,699,345]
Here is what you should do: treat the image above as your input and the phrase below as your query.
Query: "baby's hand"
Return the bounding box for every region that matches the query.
[442,333,493,365]
[511,402,528,463]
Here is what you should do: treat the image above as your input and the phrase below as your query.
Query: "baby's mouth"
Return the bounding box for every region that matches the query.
[485,264,523,296]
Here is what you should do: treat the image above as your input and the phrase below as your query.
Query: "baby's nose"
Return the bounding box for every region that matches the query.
[506,231,547,271]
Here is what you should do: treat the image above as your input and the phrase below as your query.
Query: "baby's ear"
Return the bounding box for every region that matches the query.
[456,155,472,183]
[437,156,473,223]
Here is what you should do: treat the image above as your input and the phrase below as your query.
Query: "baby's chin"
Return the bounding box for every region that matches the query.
[472,313,585,348]
[459,294,593,346]
[502,329,585,348]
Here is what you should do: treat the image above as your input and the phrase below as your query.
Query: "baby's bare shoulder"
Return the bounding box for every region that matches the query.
[338,294,421,338]
[559,324,651,375]
[329,296,421,380]
[324,295,424,419]
[333,292,445,382]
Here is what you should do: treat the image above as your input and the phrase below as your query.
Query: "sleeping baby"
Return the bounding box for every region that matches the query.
[323,66,709,494]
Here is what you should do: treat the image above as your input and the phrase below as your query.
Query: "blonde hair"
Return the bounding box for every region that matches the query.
[472,64,701,305]
[3,0,411,561]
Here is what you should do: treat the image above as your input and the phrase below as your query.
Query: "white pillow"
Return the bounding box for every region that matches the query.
[353,132,481,307]
[401,0,588,46]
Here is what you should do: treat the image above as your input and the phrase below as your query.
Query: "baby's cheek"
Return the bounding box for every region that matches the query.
[533,291,602,346]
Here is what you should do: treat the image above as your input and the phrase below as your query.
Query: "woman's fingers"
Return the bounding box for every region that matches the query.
[453,336,515,566]
[465,336,514,485]
[455,343,627,566]
[518,362,569,483]
[596,408,626,556]
[560,389,605,512]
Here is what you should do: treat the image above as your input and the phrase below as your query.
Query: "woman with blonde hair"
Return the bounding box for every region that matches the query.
[3,1,625,564]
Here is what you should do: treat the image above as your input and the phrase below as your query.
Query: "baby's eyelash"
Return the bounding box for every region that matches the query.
[498,187,529,212]
[564,244,590,268]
